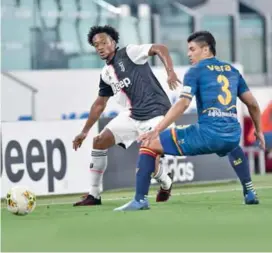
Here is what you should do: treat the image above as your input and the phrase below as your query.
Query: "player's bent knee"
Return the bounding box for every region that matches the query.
[141,138,164,155]
[93,129,115,150]
[149,139,164,154]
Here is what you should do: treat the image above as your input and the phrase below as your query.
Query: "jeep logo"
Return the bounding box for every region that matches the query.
[1,139,67,193]
[112,77,131,94]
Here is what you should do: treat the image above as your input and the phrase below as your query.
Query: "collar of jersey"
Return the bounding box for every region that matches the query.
[106,47,120,65]
[198,57,216,64]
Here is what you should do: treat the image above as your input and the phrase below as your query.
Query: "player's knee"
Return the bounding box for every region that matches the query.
[92,135,109,149]
[141,138,163,155]
[93,136,101,149]
[93,129,115,149]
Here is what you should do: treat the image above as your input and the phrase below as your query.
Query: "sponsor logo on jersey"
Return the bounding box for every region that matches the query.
[112,77,131,94]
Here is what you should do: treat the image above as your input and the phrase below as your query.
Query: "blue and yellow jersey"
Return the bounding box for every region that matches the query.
[180,57,249,135]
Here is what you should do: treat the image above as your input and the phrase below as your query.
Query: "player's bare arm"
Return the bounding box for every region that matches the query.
[73,96,110,151]
[139,97,191,144]
[239,91,265,150]
[148,44,181,90]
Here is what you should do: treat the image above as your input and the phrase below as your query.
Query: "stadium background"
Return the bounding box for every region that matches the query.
[1,1,272,251]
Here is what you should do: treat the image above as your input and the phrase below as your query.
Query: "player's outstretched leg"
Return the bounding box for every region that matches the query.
[228,146,259,205]
[73,130,115,206]
[114,147,157,211]
[155,168,173,202]
[73,149,107,206]
[114,135,167,211]
[153,156,173,202]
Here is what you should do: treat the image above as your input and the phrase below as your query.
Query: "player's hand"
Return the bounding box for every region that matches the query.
[254,131,266,150]
[138,129,159,146]
[73,132,87,151]
[167,71,182,90]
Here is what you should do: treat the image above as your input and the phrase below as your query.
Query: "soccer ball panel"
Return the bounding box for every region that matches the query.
[6,186,36,215]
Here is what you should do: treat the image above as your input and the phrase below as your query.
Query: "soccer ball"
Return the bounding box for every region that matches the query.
[6,186,36,215]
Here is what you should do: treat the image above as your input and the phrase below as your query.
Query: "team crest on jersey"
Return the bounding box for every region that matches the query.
[118,61,125,72]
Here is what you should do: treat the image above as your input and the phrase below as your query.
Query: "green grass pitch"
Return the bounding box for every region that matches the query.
[1,175,272,252]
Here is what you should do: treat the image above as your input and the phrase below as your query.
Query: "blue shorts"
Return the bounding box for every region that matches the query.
[159,124,240,157]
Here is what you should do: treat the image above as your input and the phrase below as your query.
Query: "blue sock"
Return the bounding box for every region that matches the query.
[228,146,255,195]
[135,147,157,201]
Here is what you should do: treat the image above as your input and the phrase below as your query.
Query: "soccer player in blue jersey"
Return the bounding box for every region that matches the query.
[114,31,265,211]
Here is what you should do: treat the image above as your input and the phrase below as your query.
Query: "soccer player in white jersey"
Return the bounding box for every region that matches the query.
[73,25,181,207]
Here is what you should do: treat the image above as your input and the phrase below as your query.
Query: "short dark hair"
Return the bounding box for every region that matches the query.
[187,31,216,55]
[87,25,119,46]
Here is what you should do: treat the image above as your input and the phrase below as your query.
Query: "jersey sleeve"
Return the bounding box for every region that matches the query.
[126,44,152,64]
[98,76,114,97]
[237,74,249,96]
[180,67,198,100]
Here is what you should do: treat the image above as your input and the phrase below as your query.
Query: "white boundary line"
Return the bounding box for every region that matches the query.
[33,185,272,206]
[2,252,272,253]
[1,185,271,208]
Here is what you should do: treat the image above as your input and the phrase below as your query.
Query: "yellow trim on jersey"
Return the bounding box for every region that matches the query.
[226,105,237,111]
[202,105,237,113]
[202,107,220,113]
[170,128,183,155]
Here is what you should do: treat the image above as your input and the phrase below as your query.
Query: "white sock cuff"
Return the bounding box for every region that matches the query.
[90,149,108,173]
[91,149,108,157]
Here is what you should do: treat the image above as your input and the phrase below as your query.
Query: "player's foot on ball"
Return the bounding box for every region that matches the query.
[73,194,101,206]
[156,172,173,202]
[113,198,150,211]
[244,190,259,205]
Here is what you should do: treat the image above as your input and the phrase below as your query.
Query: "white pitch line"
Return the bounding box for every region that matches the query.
[33,185,272,207]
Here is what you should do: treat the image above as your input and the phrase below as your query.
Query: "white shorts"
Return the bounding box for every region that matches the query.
[103,111,175,148]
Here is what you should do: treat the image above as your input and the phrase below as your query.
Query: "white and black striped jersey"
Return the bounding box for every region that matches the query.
[99,44,171,121]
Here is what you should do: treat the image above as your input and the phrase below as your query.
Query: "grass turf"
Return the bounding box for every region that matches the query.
[1,175,272,252]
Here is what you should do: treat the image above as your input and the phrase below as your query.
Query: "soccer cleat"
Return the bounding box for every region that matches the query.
[113,198,150,211]
[80,193,88,199]
[244,190,259,205]
[73,194,102,206]
[156,172,173,202]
